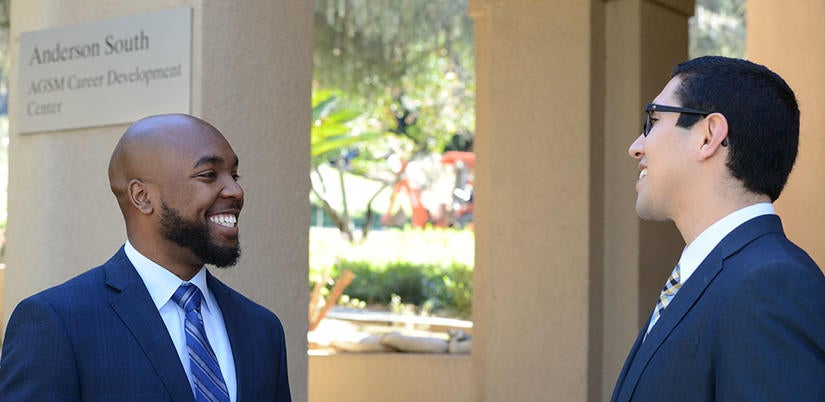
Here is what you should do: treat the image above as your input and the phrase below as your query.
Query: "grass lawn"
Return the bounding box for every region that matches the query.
[309,226,474,280]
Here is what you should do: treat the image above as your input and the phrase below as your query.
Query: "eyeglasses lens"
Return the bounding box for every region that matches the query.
[643,112,651,136]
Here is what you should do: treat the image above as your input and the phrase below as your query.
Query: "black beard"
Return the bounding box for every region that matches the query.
[160,200,240,268]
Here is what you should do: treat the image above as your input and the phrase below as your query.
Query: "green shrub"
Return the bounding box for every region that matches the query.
[332,259,472,319]
[426,263,473,319]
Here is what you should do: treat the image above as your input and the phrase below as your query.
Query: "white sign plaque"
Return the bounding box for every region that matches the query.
[17,7,192,134]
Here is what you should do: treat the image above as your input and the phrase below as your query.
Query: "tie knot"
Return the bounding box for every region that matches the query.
[671,264,681,284]
[171,283,203,313]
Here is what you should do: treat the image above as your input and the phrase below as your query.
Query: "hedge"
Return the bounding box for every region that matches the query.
[332,259,472,319]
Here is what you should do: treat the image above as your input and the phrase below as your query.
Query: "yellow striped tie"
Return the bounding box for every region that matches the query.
[646,264,682,335]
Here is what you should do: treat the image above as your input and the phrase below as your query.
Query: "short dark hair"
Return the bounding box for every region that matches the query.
[671,56,799,202]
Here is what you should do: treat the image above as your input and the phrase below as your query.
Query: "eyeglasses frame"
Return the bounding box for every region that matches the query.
[643,103,713,137]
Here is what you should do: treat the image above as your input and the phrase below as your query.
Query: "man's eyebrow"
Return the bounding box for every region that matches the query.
[193,155,239,169]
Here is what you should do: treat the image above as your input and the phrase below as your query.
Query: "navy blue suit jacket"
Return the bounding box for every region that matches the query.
[0,247,291,401]
[612,215,825,401]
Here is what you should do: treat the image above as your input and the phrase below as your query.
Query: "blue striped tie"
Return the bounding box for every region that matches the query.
[172,284,230,402]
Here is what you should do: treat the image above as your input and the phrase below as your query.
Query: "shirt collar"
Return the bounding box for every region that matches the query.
[124,241,214,313]
[678,202,775,284]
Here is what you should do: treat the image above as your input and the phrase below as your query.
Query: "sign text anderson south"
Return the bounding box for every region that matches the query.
[28,30,150,66]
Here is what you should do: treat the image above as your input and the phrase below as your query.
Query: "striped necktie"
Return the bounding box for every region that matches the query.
[646,264,682,336]
[172,284,230,402]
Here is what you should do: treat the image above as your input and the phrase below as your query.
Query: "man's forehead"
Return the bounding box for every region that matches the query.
[138,131,238,175]
[191,153,240,169]
[652,77,683,105]
[157,126,235,160]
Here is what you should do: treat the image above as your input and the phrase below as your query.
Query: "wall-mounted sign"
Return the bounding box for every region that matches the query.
[17,7,192,134]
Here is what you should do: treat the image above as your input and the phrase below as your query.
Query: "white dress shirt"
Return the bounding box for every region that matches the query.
[647,202,775,334]
[125,241,237,401]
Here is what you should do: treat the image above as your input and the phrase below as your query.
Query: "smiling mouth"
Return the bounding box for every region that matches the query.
[638,168,648,180]
[209,214,237,228]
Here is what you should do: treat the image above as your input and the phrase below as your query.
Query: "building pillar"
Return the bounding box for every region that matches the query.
[470,0,693,400]
[748,0,825,269]
[603,0,694,397]
[470,1,604,400]
[4,1,311,400]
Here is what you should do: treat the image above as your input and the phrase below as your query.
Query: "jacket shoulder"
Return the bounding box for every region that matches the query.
[207,274,286,325]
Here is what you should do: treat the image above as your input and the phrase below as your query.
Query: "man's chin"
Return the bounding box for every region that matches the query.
[635,207,669,222]
[207,258,239,269]
[202,242,241,268]
[635,200,662,221]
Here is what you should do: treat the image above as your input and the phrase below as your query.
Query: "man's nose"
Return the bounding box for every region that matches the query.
[628,134,645,159]
[222,176,244,200]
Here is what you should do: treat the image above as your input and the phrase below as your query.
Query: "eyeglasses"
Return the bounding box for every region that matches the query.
[643,103,712,137]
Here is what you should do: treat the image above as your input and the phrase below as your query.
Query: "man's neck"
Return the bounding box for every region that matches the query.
[675,193,771,245]
[126,234,203,281]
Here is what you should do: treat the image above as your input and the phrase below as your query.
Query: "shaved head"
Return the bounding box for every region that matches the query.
[109,114,226,211]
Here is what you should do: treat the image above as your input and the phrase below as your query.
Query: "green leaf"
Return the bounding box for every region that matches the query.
[311,132,384,157]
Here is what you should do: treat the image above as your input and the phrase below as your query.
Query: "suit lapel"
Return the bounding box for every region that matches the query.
[611,315,651,402]
[614,215,784,402]
[105,248,194,402]
[208,273,253,402]
[615,249,725,402]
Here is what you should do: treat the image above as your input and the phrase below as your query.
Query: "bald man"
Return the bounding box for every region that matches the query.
[0,115,291,401]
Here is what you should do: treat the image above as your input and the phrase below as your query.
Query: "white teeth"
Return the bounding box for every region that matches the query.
[639,168,648,180]
[209,214,237,228]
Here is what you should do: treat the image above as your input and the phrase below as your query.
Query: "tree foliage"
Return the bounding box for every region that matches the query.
[0,0,7,66]
[0,0,8,115]
[311,0,476,241]
[690,0,746,59]
[310,88,392,241]
[313,0,475,155]
[314,0,473,98]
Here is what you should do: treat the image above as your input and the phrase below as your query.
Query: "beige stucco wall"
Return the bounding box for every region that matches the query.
[471,0,598,400]
[470,1,692,401]
[3,1,311,401]
[309,354,472,402]
[748,0,825,270]
[603,0,695,397]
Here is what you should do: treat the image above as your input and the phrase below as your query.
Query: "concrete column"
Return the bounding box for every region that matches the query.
[470,1,605,400]
[748,0,825,269]
[470,0,692,400]
[602,0,694,397]
[4,1,311,400]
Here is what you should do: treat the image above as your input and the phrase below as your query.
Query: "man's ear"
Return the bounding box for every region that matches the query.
[128,179,154,215]
[698,112,729,161]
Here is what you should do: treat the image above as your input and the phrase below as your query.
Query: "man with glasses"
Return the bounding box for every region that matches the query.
[611,56,825,401]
